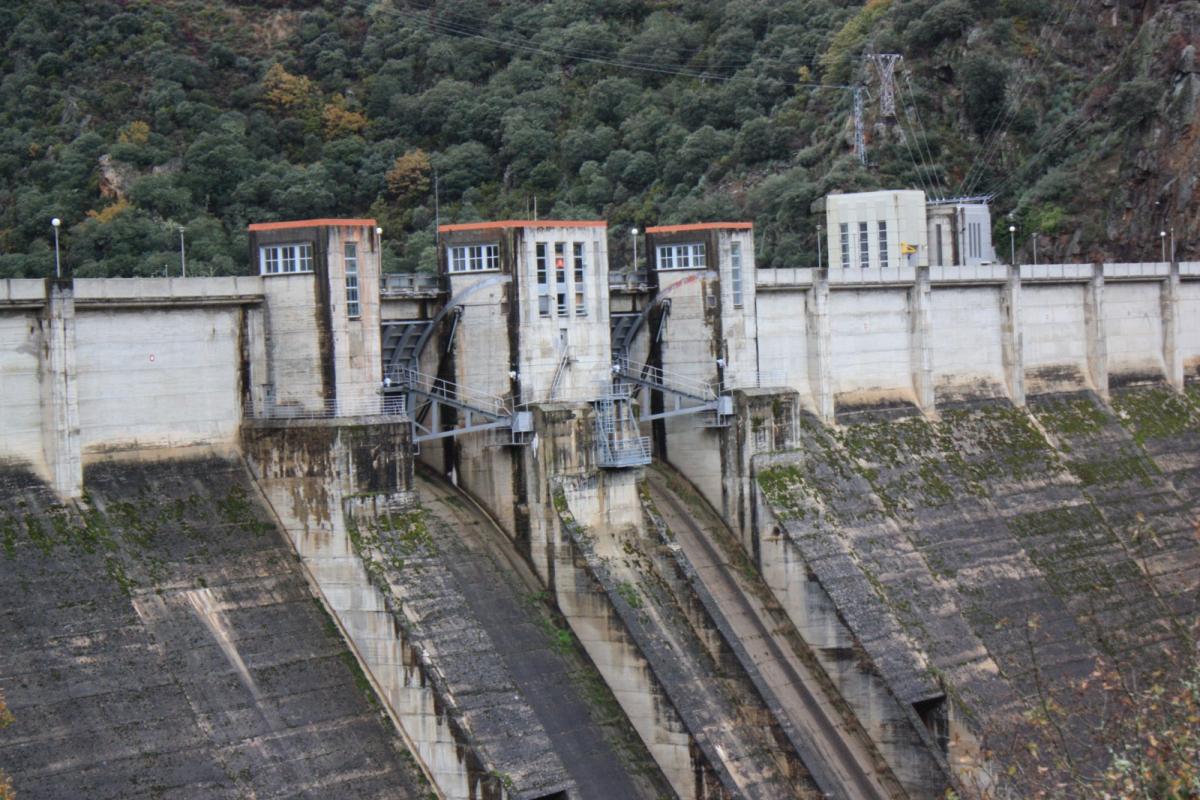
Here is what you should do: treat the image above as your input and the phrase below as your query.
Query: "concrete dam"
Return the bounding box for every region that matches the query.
[2,194,1199,798]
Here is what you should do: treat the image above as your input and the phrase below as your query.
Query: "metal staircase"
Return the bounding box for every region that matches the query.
[593,386,651,468]
[387,368,532,445]
[549,345,572,401]
[613,357,733,427]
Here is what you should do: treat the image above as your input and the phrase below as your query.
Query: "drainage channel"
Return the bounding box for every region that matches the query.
[415,469,668,800]
[647,466,907,800]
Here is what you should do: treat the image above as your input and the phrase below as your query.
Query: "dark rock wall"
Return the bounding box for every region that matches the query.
[0,457,428,800]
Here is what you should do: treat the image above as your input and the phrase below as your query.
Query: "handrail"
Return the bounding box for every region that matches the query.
[247,395,406,420]
[392,368,512,417]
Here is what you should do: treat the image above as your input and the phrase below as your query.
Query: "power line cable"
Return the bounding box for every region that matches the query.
[957,0,1086,197]
[899,72,949,200]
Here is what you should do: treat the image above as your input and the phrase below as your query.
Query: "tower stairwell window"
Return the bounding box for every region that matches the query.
[536,243,550,317]
[344,242,360,318]
[573,242,587,316]
[858,222,870,268]
[730,241,743,308]
[840,223,850,268]
[554,242,568,317]
[878,221,889,268]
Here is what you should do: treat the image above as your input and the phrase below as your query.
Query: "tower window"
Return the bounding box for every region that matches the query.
[858,222,869,268]
[730,241,744,308]
[554,242,568,317]
[536,243,550,317]
[344,242,360,318]
[260,242,313,275]
[448,243,499,272]
[656,242,706,270]
[878,222,889,269]
[840,223,850,268]
[573,242,587,316]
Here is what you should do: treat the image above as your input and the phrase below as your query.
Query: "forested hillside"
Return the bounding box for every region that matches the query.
[1,0,1196,277]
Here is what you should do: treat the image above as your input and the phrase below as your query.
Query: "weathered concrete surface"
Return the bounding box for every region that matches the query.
[409,472,665,800]
[349,483,576,800]
[645,468,912,800]
[553,481,808,800]
[754,386,1200,793]
[0,456,428,800]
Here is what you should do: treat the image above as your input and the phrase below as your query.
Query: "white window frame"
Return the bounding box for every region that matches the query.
[730,241,743,308]
[878,221,889,269]
[259,242,313,275]
[535,242,550,318]
[554,242,569,317]
[656,242,706,270]
[840,223,850,269]
[344,242,360,319]
[448,243,499,273]
[858,222,870,268]
[573,242,587,316]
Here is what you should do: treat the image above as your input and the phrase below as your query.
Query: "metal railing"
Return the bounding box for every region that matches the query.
[380,273,442,295]
[614,357,718,401]
[722,370,786,391]
[392,368,512,418]
[247,395,407,420]
[596,433,653,467]
[608,270,650,289]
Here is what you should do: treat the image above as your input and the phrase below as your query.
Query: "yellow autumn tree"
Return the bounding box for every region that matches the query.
[118,120,151,146]
[86,198,131,223]
[385,149,432,205]
[322,95,368,140]
[261,63,321,126]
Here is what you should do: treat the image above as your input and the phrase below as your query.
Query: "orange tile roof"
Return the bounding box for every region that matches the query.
[248,218,377,232]
[438,219,607,233]
[645,222,753,233]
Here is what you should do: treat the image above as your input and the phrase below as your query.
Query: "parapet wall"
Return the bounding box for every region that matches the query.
[1,278,267,498]
[754,262,1199,421]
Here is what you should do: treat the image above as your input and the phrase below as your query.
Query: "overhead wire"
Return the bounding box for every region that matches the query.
[899,71,949,200]
[957,0,1087,198]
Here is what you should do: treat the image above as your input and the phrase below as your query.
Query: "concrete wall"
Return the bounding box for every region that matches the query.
[1020,284,1093,394]
[0,277,264,497]
[929,286,1008,402]
[1182,273,1200,381]
[828,288,916,411]
[74,307,243,454]
[1104,281,1166,383]
[738,263,1200,421]
[0,309,44,473]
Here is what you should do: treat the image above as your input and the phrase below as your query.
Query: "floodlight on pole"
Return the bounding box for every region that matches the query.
[1008,225,1017,266]
[1160,231,1167,262]
[631,227,639,271]
[178,225,186,277]
[51,218,61,278]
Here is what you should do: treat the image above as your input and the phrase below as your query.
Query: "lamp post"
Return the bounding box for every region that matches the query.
[817,224,823,269]
[177,225,186,277]
[1030,233,1038,266]
[51,218,61,278]
[1008,224,1017,266]
[631,227,639,271]
[1160,230,1167,262]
